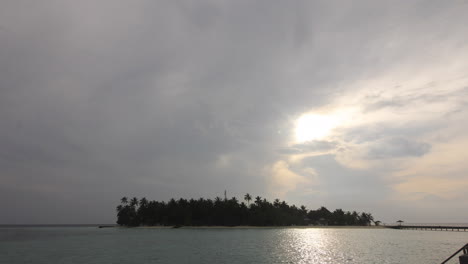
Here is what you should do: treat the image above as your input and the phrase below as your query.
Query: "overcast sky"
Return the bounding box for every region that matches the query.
[1,1,468,224]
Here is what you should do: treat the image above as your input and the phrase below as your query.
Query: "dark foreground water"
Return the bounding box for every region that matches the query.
[0,226,467,264]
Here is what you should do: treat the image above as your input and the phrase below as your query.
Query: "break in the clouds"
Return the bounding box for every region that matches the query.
[1,1,468,224]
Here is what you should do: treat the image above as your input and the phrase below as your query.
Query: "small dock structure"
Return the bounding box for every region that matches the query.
[388,225,468,232]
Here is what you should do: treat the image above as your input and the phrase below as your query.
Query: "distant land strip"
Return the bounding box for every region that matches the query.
[115,195,377,227]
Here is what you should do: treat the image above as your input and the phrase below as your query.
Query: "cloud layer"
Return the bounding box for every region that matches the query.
[1,1,468,224]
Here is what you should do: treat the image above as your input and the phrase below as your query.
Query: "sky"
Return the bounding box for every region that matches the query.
[1,1,468,224]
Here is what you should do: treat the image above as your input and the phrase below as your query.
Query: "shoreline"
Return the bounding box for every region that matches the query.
[131,225,388,229]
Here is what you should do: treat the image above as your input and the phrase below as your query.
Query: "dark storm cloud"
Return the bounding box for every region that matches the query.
[1,0,331,223]
[1,0,468,223]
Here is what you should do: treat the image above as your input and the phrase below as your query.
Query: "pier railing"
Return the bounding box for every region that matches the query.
[387,225,468,232]
[440,243,468,264]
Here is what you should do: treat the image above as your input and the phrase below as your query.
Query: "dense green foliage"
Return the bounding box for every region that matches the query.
[116,195,375,227]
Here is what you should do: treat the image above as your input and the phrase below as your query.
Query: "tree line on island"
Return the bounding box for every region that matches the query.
[116,194,377,227]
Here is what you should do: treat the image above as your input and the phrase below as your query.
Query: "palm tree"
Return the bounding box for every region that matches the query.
[230,197,238,204]
[138,197,149,225]
[244,193,252,207]
[359,212,373,226]
[139,197,148,207]
[121,197,128,205]
[130,197,139,208]
[255,196,262,206]
[273,199,280,208]
[351,211,359,225]
[366,213,374,225]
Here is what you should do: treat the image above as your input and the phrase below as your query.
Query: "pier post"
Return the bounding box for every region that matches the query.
[459,254,468,264]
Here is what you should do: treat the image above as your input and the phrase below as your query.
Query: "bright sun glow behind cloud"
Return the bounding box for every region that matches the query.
[294,109,356,143]
[295,113,338,143]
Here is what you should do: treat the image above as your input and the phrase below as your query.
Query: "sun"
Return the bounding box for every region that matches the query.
[294,113,339,143]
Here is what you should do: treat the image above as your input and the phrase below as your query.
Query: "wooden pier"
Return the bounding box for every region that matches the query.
[388,225,468,232]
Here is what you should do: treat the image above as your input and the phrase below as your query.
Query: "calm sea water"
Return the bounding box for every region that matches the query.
[0,226,467,264]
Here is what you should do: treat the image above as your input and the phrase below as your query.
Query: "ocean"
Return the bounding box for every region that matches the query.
[0,226,467,263]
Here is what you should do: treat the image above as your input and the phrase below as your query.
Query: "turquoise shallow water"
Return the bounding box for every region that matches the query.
[0,226,467,264]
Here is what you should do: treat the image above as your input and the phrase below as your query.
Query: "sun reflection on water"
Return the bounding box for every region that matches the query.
[270,229,360,264]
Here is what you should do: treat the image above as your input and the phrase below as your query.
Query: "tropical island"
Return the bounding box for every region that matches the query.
[116,194,377,227]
